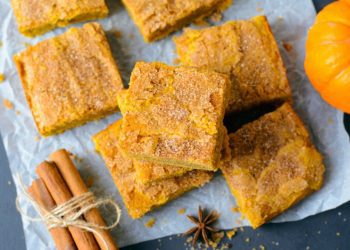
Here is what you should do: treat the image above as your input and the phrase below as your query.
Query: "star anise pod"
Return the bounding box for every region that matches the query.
[183,206,219,246]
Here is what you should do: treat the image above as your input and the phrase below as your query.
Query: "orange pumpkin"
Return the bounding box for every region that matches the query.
[305,0,350,113]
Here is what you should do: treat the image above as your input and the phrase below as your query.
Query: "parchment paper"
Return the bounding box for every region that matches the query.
[1,0,350,248]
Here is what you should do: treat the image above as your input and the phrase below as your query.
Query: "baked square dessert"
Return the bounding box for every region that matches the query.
[174,15,291,113]
[93,120,213,219]
[117,62,230,171]
[220,103,325,228]
[122,0,232,42]
[11,0,109,37]
[14,23,124,136]
[134,160,189,184]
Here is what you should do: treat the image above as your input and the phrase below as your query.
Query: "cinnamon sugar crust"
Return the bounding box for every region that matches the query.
[11,0,108,37]
[174,15,291,113]
[117,62,230,171]
[14,23,124,136]
[93,120,213,219]
[122,0,232,42]
[221,103,325,228]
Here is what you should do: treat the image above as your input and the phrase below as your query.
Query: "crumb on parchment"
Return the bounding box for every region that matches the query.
[283,42,293,52]
[3,99,13,109]
[255,1,264,13]
[86,176,94,188]
[114,30,122,39]
[145,218,156,228]
[178,208,186,214]
[0,73,5,82]
[328,117,334,124]
[231,206,239,213]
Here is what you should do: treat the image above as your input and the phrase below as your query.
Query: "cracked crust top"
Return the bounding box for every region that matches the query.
[122,0,232,42]
[14,23,123,136]
[117,62,230,171]
[220,103,325,228]
[11,0,108,36]
[174,15,291,113]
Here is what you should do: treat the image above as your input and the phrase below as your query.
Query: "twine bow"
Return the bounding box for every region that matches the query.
[15,175,121,250]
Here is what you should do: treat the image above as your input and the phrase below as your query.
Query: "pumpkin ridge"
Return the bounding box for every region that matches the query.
[325,66,350,92]
[317,40,350,45]
[305,43,350,92]
[316,2,350,24]
[315,21,350,28]
[322,67,350,113]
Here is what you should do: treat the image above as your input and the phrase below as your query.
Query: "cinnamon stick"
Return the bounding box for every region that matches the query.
[28,179,77,250]
[50,149,118,250]
[36,161,99,250]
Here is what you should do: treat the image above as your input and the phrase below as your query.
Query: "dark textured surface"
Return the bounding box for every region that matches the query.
[123,203,350,250]
[1,0,349,249]
[0,134,26,250]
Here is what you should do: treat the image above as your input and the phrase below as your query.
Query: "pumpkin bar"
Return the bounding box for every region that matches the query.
[174,15,291,113]
[93,120,213,219]
[11,0,108,37]
[117,62,230,171]
[134,160,189,184]
[122,0,232,42]
[220,103,325,228]
[14,23,123,136]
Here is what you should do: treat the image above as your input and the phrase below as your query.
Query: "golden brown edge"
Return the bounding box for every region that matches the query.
[122,0,232,42]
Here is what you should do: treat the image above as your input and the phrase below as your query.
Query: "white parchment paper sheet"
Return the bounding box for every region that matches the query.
[1,0,350,248]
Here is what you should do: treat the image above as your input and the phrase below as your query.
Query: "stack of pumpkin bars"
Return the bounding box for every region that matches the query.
[93,16,325,228]
[11,0,326,229]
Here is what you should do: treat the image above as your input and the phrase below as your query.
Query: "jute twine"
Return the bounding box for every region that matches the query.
[15,175,121,250]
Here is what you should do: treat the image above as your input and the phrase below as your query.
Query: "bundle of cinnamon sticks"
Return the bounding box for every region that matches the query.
[28,149,118,250]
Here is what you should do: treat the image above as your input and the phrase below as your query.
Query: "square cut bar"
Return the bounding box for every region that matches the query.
[14,23,124,136]
[93,120,213,219]
[220,103,325,228]
[117,62,231,171]
[122,0,232,42]
[134,160,189,184]
[11,0,109,37]
[174,15,291,113]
